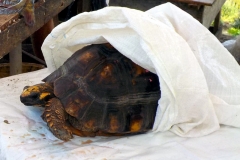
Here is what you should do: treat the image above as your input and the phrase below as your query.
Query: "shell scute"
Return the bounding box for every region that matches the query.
[43,43,161,134]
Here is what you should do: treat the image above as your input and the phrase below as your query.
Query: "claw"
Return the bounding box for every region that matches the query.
[50,125,73,141]
[42,98,73,141]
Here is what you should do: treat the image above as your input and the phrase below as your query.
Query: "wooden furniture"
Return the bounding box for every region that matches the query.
[0,0,74,75]
[0,0,226,76]
[109,0,226,33]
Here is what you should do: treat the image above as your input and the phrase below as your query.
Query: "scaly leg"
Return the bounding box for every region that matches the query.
[42,98,73,141]
[42,98,128,140]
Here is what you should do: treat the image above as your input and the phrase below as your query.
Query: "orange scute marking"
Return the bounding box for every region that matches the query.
[84,120,96,130]
[100,65,112,77]
[130,120,142,132]
[109,115,119,132]
[79,52,93,63]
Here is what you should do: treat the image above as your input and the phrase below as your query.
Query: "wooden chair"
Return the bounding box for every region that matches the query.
[109,0,226,33]
[0,0,74,75]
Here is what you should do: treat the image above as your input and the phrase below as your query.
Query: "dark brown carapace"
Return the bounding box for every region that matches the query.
[20,43,161,141]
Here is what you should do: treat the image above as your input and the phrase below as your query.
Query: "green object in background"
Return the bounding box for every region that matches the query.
[228,27,240,35]
[221,0,240,36]
[230,0,240,7]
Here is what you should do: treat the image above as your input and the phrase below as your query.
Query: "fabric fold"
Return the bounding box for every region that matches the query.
[41,3,240,137]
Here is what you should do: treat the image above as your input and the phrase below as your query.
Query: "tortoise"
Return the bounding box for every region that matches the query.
[20,43,161,141]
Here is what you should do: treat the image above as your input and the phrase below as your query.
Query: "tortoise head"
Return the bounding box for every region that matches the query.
[20,82,55,107]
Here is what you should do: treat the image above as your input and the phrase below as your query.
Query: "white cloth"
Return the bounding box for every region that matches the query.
[0,69,240,159]
[42,3,240,137]
[1,3,240,159]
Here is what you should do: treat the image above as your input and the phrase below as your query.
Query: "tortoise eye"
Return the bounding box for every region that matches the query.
[30,93,39,99]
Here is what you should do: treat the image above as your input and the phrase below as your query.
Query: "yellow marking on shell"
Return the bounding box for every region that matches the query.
[66,98,90,117]
[109,116,119,132]
[133,64,146,76]
[84,120,95,130]
[74,99,80,104]
[130,120,142,132]
[79,52,93,63]
[100,65,112,77]
[66,102,80,117]
[39,93,51,100]
[105,43,113,48]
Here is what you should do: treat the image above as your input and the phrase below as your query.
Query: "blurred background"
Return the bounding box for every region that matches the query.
[221,0,240,37]
[0,0,239,77]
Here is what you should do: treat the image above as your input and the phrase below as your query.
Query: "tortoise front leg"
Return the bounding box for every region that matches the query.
[42,98,73,141]
[42,98,127,139]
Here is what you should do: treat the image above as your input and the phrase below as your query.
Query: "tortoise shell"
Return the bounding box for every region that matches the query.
[43,43,160,134]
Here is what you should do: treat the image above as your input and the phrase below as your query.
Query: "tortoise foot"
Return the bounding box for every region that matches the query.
[49,124,73,141]
[42,98,72,141]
